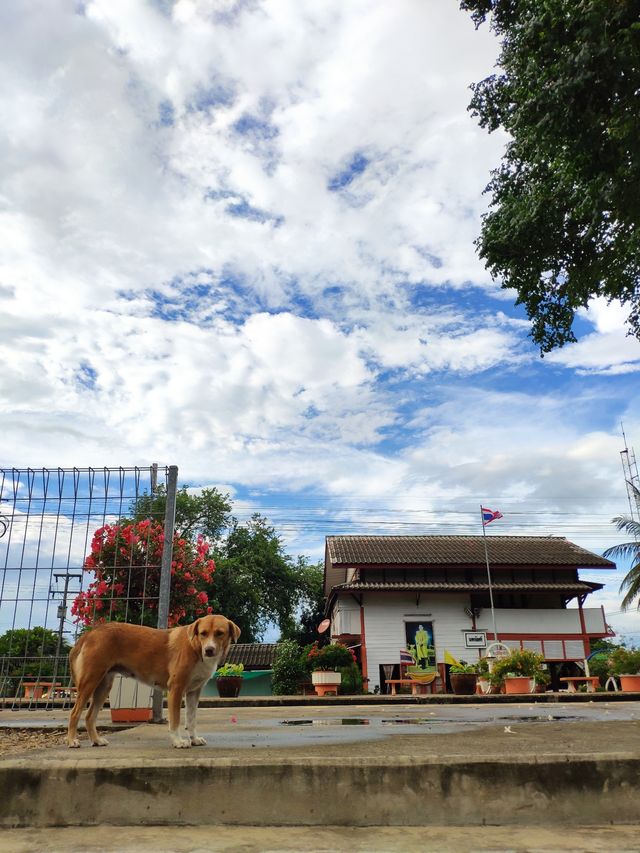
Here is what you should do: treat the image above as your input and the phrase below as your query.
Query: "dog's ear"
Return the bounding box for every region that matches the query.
[187,619,201,644]
[229,621,241,643]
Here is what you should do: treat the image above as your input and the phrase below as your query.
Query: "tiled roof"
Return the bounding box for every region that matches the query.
[326,535,615,569]
[225,643,279,669]
[334,580,602,594]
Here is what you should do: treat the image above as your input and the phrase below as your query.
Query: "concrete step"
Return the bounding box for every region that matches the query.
[2,752,640,828]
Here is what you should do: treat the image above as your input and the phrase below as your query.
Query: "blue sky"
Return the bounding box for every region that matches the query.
[1,0,639,642]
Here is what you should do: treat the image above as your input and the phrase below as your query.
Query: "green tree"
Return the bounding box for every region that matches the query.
[131,484,232,544]
[207,514,315,642]
[603,486,640,610]
[271,639,305,695]
[0,627,72,697]
[282,559,326,647]
[461,0,640,352]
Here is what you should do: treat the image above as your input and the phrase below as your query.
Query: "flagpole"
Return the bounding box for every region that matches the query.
[480,505,499,644]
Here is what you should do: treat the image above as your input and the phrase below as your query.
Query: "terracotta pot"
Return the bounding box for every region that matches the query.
[619,674,640,692]
[216,676,243,698]
[311,670,341,696]
[111,708,152,722]
[450,673,478,695]
[503,676,533,695]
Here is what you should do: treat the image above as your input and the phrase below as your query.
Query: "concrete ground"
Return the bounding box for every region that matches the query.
[2,824,640,853]
[2,700,640,849]
[3,699,639,759]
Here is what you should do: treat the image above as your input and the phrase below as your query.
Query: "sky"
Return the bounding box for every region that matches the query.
[1,0,640,643]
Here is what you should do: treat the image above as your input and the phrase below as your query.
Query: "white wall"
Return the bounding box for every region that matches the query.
[362,593,473,692]
[476,608,606,635]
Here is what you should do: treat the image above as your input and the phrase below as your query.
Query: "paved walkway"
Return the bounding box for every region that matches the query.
[2,824,640,853]
[2,700,640,839]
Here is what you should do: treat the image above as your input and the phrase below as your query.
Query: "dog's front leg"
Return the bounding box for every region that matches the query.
[185,688,206,746]
[168,685,191,748]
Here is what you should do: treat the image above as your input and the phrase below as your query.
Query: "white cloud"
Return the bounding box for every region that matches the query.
[1,0,640,640]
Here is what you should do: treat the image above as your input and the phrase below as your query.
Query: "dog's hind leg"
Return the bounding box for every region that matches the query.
[67,677,101,748]
[85,672,115,747]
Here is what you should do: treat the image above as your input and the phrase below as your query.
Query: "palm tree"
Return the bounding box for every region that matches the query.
[603,485,640,611]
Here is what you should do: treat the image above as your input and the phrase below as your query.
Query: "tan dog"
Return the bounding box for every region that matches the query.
[67,614,240,749]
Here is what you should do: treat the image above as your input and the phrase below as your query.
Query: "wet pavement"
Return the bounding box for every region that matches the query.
[2,700,639,757]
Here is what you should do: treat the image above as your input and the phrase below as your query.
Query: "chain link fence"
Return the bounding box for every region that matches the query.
[0,466,177,710]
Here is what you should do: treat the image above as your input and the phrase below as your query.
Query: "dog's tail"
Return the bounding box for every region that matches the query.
[69,632,90,686]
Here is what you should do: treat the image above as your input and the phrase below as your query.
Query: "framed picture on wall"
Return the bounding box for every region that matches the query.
[404,621,436,669]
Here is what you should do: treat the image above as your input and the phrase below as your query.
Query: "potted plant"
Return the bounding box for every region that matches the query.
[449,661,478,695]
[490,649,546,695]
[608,646,640,692]
[215,662,244,698]
[306,642,356,696]
[475,657,492,694]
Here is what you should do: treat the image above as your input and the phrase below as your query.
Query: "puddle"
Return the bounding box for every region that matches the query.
[279,715,579,728]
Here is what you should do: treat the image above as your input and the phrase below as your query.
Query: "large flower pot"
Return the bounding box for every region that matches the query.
[216,676,243,698]
[450,673,478,695]
[109,675,153,722]
[619,674,640,692]
[503,676,533,695]
[311,670,341,697]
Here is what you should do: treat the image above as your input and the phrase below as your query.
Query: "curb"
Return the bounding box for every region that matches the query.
[2,753,639,828]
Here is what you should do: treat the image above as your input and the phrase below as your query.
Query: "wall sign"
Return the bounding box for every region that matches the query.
[464,631,487,648]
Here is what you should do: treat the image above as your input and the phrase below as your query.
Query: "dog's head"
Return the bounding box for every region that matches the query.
[188,614,241,662]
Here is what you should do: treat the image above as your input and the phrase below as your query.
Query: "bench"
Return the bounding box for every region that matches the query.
[384,678,437,696]
[559,676,600,693]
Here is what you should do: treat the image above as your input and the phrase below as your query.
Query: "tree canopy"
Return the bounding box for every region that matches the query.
[207,514,324,643]
[125,487,325,642]
[461,0,640,352]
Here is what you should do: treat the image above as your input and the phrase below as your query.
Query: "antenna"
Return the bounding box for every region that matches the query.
[620,422,640,520]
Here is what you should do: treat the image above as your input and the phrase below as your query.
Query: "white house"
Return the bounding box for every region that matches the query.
[323,535,615,692]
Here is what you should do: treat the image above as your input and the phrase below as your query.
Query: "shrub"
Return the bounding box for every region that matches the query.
[608,646,640,676]
[489,649,546,690]
[339,662,363,695]
[272,640,305,695]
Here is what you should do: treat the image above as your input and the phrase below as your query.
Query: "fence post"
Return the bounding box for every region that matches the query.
[152,465,178,723]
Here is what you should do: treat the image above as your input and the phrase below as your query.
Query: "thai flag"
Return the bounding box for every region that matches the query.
[400,649,414,665]
[481,507,503,526]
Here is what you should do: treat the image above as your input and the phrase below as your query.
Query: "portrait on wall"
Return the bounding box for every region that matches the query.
[404,621,435,670]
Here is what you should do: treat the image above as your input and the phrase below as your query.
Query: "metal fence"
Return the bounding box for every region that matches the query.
[0,465,177,710]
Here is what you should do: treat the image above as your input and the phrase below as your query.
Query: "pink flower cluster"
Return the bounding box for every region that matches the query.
[72,521,215,628]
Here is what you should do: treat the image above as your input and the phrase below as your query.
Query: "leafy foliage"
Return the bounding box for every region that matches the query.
[607,645,640,676]
[304,641,357,672]
[489,648,547,689]
[206,514,324,643]
[0,627,72,697]
[215,662,244,677]
[461,0,640,352]
[271,639,306,695]
[132,484,231,544]
[604,486,640,610]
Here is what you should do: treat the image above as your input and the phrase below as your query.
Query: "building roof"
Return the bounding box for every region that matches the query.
[224,643,279,669]
[333,580,603,594]
[326,535,615,569]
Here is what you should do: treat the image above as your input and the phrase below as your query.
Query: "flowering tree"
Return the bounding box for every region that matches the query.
[72,519,215,628]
